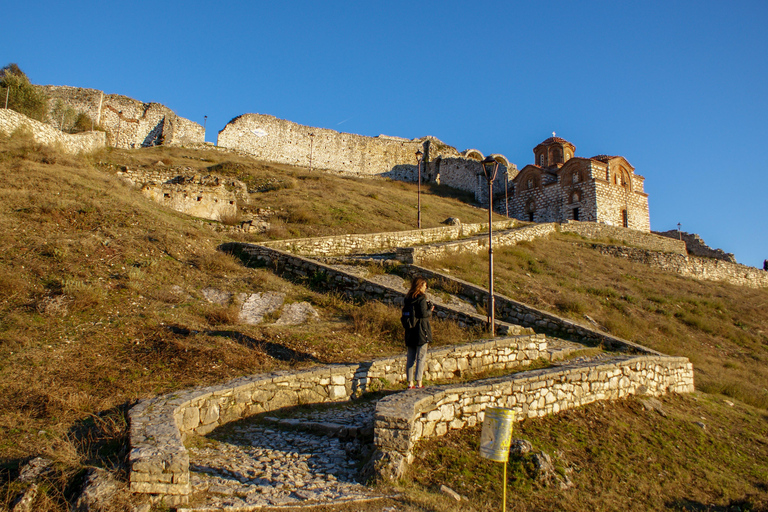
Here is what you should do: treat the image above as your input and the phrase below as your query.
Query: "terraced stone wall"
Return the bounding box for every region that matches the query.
[560,221,686,254]
[372,355,694,479]
[594,245,768,289]
[129,335,547,498]
[405,265,661,354]
[222,242,529,335]
[396,223,557,263]
[0,109,105,154]
[261,220,517,258]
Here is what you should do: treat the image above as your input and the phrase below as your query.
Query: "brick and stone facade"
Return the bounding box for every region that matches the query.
[507,136,650,232]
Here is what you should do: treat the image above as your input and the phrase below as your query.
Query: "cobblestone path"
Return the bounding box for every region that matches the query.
[186,403,379,510]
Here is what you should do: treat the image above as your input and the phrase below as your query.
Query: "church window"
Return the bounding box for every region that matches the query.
[539,154,545,166]
[622,209,628,227]
[573,207,580,221]
[572,171,579,184]
[527,178,534,190]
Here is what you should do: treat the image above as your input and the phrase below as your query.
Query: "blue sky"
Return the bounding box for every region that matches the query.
[5,1,768,268]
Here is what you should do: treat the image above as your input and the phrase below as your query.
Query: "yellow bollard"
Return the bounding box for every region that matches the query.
[479,408,515,512]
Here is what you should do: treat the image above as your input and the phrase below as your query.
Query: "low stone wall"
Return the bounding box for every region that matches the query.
[0,109,105,154]
[222,242,529,336]
[261,220,517,258]
[129,334,548,498]
[396,223,557,263]
[594,245,768,288]
[405,265,661,354]
[560,221,686,254]
[372,355,694,479]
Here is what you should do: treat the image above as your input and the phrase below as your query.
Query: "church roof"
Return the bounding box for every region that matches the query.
[590,155,617,162]
[537,136,574,147]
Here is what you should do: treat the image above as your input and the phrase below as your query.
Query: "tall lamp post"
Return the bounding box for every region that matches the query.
[481,156,500,336]
[416,148,423,229]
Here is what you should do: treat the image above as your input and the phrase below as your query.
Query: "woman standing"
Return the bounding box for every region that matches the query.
[403,277,434,389]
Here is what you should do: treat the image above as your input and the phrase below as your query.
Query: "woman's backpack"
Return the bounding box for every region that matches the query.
[401,301,417,329]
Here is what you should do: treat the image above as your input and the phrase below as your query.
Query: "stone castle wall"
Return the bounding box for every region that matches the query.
[37,85,204,149]
[129,333,548,496]
[654,230,737,262]
[594,244,768,288]
[216,114,510,200]
[373,355,694,479]
[0,108,105,154]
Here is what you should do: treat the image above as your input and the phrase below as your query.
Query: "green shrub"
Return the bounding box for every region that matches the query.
[0,63,49,122]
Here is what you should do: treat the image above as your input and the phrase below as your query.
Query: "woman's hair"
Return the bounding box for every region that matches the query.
[406,277,428,299]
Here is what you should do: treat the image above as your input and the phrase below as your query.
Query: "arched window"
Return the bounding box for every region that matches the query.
[526,200,536,222]
[539,154,545,166]
[572,171,579,184]
[527,178,534,190]
[571,191,581,203]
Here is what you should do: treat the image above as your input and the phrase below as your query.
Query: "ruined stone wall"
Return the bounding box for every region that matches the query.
[0,108,105,154]
[37,85,204,149]
[129,333,547,497]
[559,221,686,254]
[594,245,768,288]
[373,355,694,479]
[261,220,517,257]
[117,168,248,222]
[653,230,737,262]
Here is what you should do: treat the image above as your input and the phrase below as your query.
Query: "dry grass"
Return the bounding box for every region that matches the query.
[421,235,768,410]
[2,133,767,510]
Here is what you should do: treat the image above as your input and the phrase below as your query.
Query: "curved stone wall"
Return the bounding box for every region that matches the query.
[372,355,694,479]
[129,334,549,497]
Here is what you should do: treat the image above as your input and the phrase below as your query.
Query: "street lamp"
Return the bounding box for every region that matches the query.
[481,155,500,336]
[203,115,207,140]
[677,222,682,240]
[416,148,423,229]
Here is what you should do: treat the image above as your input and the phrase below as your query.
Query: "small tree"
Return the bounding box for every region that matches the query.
[0,63,49,122]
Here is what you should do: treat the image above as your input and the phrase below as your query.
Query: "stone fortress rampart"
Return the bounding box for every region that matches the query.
[0,108,105,153]
[36,85,204,149]
[216,113,514,203]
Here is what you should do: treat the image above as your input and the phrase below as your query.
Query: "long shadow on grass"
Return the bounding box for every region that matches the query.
[666,498,764,511]
[208,330,321,364]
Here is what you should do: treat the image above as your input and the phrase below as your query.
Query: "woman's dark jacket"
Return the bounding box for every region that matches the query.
[403,294,432,348]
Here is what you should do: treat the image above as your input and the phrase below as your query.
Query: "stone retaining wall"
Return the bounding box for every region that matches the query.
[396,223,557,263]
[129,334,548,498]
[405,265,661,355]
[594,244,768,288]
[260,220,517,258]
[0,109,105,154]
[222,242,529,336]
[372,355,694,479]
[560,221,686,254]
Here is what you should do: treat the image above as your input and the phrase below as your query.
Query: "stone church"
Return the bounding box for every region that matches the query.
[507,136,650,232]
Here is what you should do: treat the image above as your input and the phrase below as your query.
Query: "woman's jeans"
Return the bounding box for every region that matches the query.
[406,344,429,383]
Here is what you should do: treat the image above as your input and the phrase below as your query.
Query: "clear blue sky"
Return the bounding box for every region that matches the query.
[5,1,768,268]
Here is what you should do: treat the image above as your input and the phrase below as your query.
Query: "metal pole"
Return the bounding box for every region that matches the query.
[203,115,207,140]
[418,157,422,229]
[4,87,8,109]
[309,133,314,172]
[115,111,122,148]
[677,222,681,240]
[505,169,509,217]
[503,460,507,512]
[488,176,495,336]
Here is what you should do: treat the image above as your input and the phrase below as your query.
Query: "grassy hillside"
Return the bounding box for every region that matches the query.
[1,129,767,511]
